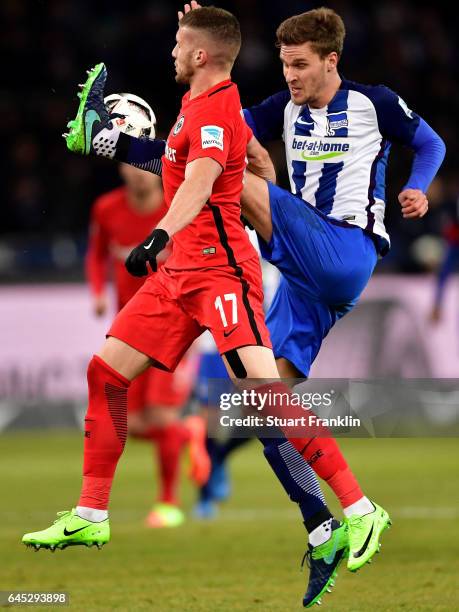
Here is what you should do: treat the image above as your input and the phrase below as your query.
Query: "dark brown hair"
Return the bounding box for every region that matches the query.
[180,7,241,67]
[276,7,345,58]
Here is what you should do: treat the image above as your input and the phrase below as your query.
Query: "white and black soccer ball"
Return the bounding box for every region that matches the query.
[104,93,156,139]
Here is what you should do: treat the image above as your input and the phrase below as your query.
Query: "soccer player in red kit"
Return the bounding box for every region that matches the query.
[86,163,207,527]
[24,7,346,607]
[24,6,273,543]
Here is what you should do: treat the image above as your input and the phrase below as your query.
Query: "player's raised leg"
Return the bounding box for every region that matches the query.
[240,165,273,243]
[64,61,167,171]
[64,63,111,156]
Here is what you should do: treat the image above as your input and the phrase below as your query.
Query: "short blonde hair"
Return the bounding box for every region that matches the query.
[180,6,241,67]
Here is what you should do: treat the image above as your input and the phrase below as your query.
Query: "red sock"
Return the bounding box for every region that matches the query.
[253,381,364,509]
[155,422,190,505]
[78,355,130,510]
[288,437,363,508]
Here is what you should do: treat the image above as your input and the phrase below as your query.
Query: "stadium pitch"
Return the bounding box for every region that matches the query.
[1,432,458,611]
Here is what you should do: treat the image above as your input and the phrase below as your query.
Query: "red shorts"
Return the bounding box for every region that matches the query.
[109,255,271,372]
[128,353,197,412]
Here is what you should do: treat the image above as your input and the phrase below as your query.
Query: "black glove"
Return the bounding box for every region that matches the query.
[125,229,169,277]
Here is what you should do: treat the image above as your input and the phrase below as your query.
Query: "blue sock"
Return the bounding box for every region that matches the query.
[259,437,332,527]
[115,133,165,175]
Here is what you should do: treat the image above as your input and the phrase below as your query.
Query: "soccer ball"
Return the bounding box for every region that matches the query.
[104,93,156,139]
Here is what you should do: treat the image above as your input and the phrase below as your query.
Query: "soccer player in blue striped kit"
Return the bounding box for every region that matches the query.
[237,6,445,604]
[48,5,445,607]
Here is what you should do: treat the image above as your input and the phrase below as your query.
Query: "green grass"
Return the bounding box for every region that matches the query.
[0,433,458,611]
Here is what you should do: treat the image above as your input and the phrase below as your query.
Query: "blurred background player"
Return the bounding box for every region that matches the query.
[86,162,208,527]
[193,333,235,519]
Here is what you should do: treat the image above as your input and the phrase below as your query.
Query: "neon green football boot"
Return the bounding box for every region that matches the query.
[302,520,349,608]
[22,509,110,551]
[64,62,111,156]
[347,501,391,571]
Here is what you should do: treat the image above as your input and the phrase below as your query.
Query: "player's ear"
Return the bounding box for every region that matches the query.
[194,48,207,67]
[326,52,338,72]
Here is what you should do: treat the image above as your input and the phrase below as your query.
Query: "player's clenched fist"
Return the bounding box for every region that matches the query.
[398,188,429,219]
[125,229,169,276]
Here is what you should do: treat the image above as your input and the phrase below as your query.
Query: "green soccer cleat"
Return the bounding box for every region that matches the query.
[64,62,111,156]
[302,521,349,608]
[347,501,391,572]
[22,509,110,551]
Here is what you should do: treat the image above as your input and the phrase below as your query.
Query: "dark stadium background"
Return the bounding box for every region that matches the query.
[2,0,458,281]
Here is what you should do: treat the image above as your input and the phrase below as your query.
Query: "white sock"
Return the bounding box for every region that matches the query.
[76,506,108,522]
[343,496,375,518]
[309,518,333,547]
[92,126,120,159]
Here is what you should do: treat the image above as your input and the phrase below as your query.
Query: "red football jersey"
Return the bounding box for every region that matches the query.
[86,186,169,309]
[162,79,256,269]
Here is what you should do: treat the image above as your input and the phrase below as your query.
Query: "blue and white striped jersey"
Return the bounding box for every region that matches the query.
[244,78,442,248]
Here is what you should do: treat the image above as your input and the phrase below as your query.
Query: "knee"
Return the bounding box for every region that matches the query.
[86,355,100,386]
[87,354,130,388]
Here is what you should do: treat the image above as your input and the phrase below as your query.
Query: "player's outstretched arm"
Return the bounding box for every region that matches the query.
[368,85,445,220]
[125,157,222,276]
[398,120,445,219]
[64,63,165,176]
